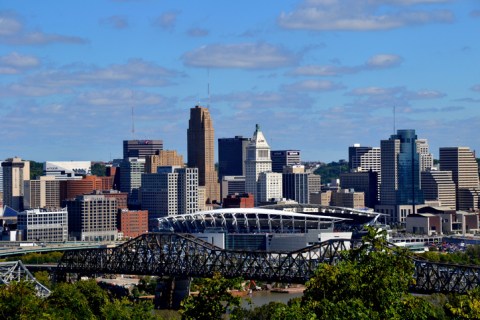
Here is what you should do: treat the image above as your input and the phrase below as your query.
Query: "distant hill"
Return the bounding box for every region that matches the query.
[313,160,349,184]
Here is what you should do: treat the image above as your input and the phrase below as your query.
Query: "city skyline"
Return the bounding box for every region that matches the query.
[0,1,479,162]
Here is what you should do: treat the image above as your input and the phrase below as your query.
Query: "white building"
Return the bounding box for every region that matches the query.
[17,208,68,242]
[44,161,91,180]
[258,172,283,204]
[2,157,30,211]
[245,124,273,206]
[416,139,434,172]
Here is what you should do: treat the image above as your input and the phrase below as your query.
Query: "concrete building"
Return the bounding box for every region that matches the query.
[187,106,220,203]
[376,130,424,224]
[257,172,282,204]
[245,124,273,206]
[421,170,456,210]
[271,150,301,173]
[308,174,322,195]
[220,176,246,200]
[440,147,480,211]
[331,189,365,209]
[405,213,442,236]
[223,193,255,208]
[140,167,199,221]
[116,209,148,239]
[100,190,129,210]
[408,206,480,235]
[44,161,91,180]
[340,171,378,208]
[310,191,332,206]
[2,157,30,211]
[24,176,61,209]
[123,140,163,160]
[145,150,184,174]
[64,194,118,241]
[17,208,68,242]
[348,144,381,199]
[119,157,145,206]
[416,139,434,172]
[218,136,250,181]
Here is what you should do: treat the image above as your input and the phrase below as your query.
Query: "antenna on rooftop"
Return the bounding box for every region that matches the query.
[131,105,135,139]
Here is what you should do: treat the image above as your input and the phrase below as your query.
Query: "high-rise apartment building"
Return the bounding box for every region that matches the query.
[24,176,61,209]
[421,170,456,210]
[377,130,424,224]
[271,150,301,173]
[440,147,480,211]
[123,140,163,160]
[218,136,251,180]
[2,157,30,211]
[145,150,184,173]
[187,105,220,203]
[416,139,434,172]
[245,124,273,206]
[64,194,118,241]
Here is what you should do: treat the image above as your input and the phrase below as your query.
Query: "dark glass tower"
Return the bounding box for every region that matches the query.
[218,136,250,181]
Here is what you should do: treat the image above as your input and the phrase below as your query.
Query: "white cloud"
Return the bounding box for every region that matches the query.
[182,43,297,69]
[289,54,402,77]
[0,11,87,45]
[278,0,454,31]
[0,52,40,74]
[282,80,344,92]
[153,11,179,31]
[100,15,129,29]
[75,89,167,106]
[187,28,209,37]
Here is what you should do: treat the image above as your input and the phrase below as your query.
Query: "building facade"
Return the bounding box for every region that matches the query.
[123,140,163,160]
[117,209,148,239]
[119,157,145,206]
[17,208,68,242]
[187,106,220,203]
[440,147,480,211]
[421,170,456,210]
[245,125,273,206]
[2,157,30,211]
[145,150,184,174]
[218,136,250,181]
[24,176,61,209]
[44,161,91,180]
[64,194,118,241]
[220,176,246,200]
[271,150,301,173]
[340,171,378,208]
[258,172,283,204]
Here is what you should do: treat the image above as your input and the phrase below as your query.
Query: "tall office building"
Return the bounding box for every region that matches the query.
[440,147,480,211]
[123,140,163,160]
[283,172,310,204]
[64,194,118,241]
[416,139,434,172]
[218,136,251,180]
[140,166,199,221]
[377,130,424,224]
[24,176,61,209]
[187,105,220,203]
[340,171,378,208]
[245,124,273,206]
[2,157,30,211]
[421,170,456,210]
[348,145,381,198]
[119,158,145,206]
[145,150,184,173]
[271,150,301,173]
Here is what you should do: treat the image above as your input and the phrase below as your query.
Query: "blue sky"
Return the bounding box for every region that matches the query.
[0,0,479,162]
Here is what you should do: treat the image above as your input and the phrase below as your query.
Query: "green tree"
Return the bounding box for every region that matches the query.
[180,273,241,320]
[45,282,95,320]
[0,281,45,320]
[101,297,157,320]
[74,280,111,317]
[445,287,480,319]
[91,162,107,177]
[29,161,44,180]
[33,271,52,289]
[313,161,348,184]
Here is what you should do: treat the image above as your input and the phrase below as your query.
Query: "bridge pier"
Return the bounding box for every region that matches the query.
[155,277,191,310]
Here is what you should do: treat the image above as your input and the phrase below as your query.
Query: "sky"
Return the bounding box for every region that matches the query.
[0,0,479,163]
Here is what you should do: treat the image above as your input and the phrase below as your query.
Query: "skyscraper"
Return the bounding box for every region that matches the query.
[416,139,434,172]
[376,130,424,224]
[218,136,251,180]
[245,124,273,206]
[123,140,163,160]
[440,147,480,211]
[421,170,456,210]
[187,105,219,203]
[2,157,30,211]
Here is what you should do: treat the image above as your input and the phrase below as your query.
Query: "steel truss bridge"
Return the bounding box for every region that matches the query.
[55,233,480,294]
[0,260,51,297]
